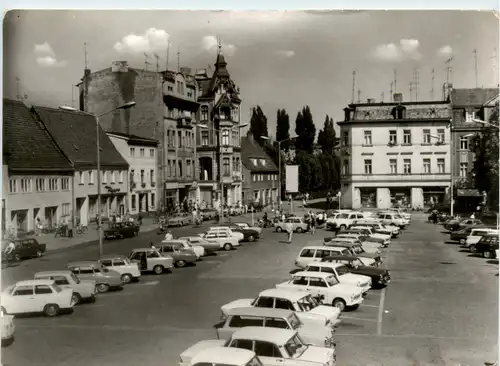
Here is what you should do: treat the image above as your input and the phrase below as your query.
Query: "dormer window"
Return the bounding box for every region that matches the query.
[260,159,266,166]
[251,158,258,165]
[391,105,407,119]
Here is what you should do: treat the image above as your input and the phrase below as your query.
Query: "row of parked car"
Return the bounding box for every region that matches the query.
[177,211,407,365]
[0,221,265,347]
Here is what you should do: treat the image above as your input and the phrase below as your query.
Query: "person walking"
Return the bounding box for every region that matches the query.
[310,215,316,235]
[285,220,294,244]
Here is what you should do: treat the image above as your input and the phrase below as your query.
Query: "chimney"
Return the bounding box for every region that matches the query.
[367,98,375,104]
[111,61,129,72]
[83,69,91,112]
[393,93,403,102]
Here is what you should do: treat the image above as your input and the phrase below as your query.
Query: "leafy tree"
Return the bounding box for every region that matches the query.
[249,106,268,145]
[276,109,291,151]
[295,106,316,153]
[317,115,337,155]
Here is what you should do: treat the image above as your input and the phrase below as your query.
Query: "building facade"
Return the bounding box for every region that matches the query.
[3,99,74,235]
[107,132,159,214]
[195,51,243,208]
[338,93,452,210]
[32,106,129,225]
[241,133,279,205]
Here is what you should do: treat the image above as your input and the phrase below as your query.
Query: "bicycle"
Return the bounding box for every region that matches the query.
[75,225,88,235]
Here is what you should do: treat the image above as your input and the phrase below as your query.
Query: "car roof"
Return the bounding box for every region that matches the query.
[191,347,256,364]
[259,288,310,301]
[325,241,357,247]
[35,270,73,277]
[301,245,346,251]
[66,261,99,267]
[232,326,295,345]
[100,254,128,260]
[226,307,293,318]
[131,248,158,252]
[16,279,55,286]
[307,262,343,269]
[323,255,359,261]
[161,239,189,244]
[293,271,334,279]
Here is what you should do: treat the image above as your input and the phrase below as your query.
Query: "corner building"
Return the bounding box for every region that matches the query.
[338,93,452,210]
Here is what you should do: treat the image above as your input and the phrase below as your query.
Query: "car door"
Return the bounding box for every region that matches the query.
[307,277,327,298]
[78,267,96,282]
[253,340,284,364]
[161,244,174,258]
[33,284,55,311]
[9,285,35,313]
[219,232,231,244]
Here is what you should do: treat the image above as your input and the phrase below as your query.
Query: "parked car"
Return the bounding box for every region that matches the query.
[128,248,174,274]
[229,206,244,216]
[200,209,217,221]
[326,211,362,231]
[228,224,260,242]
[274,217,309,233]
[180,327,336,366]
[202,231,240,251]
[161,239,205,259]
[104,222,139,239]
[463,228,499,253]
[232,222,263,235]
[276,271,364,311]
[376,212,407,228]
[178,236,220,254]
[214,307,335,347]
[206,226,245,242]
[180,346,264,366]
[348,226,392,243]
[328,235,381,254]
[3,238,46,261]
[66,261,123,293]
[1,310,15,347]
[450,227,478,245]
[1,279,75,317]
[353,220,401,237]
[167,214,192,227]
[156,242,198,268]
[98,254,141,283]
[475,233,499,258]
[444,218,484,232]
[220,288,341,328]
[323,239,381,266]
[294,245,352,269]
[34,270,96,304]
[321,255,391,287]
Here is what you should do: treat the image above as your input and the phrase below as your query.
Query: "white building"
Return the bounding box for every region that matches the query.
[107,132,159,214]
[338,94,452,210]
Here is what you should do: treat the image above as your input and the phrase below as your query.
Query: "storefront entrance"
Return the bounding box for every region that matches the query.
[389,188,411,208]
[423,187,446,208]
[360,188,377,208]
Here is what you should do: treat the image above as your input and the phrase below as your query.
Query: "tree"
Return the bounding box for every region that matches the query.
[470,102,499,211]
[317,115,337,155]
[295,106,316,153]
[276,109,291,151]
[249,106,268,145]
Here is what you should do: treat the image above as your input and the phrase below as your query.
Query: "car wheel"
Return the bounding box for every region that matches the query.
[459,238,466,245]
[121,273,133,284]
[36,250,43,258]
[248,235,255,242]
[72,292,82,305]
[96,283,110,293]
[339,225,346,230]
[43,304,59,317]
[176,260,186,268]
[276,227,283,232]
[296,227,303,233]
[153,265,164,275]
[332,298,346,311]
[469,244,477,253]
[223,243,233,251]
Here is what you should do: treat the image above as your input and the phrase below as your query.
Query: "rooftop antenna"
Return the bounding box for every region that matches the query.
[71,85,75,108]
[15,77,21,101]
[473,49,479,87]
[390,81,394,101]
[431,68,435,100]
[165,41,171,72]
[357,89,361,103]
[393,69,398,92]
[144,53,151,71]
[177,48,180,72]
[445,56,454,100]
[415,68,420,101]
[84,42,88,69]
[491,48,498,87]
[381,92,384,102]
[351,70,356,103]
[154,53,160,73]
[409,81,413,102]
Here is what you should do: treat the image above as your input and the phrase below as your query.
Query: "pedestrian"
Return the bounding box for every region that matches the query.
[149,242,157,250]
[164,230,173,240]
[310,215,316,235]
[285,221,294,243]
[140,252,148,271]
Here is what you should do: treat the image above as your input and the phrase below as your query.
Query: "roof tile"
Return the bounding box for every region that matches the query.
[451,88,499,106]
[241,135,278,172]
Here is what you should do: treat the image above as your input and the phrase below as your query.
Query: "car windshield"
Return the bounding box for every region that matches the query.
[297,295,319,311]
[325,275,340,286]
[287,313,301,329]
[284,334,308,358]
[70,273,80,284]
[52,284,62,293]
[336,266,350,276]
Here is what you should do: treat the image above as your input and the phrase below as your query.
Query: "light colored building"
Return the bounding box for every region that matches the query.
[338,93,452,210]
[3,99,74,235]
[32,106,129,225]
[107,132,159,214]
[195,49,243,208]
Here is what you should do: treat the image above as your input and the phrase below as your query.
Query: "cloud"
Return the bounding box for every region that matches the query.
[372,38,421,62]
[438,45,453,57]
[33,41,66,68]
[276,50,295,58]
[201,35,236,56]
[114,28,170,54]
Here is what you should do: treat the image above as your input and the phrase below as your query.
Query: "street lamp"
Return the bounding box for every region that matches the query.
[197,123,248,224]
[59,102,137,257]
[472,118,500,129]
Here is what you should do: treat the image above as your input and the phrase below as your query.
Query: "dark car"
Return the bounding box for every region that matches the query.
[475,234,499,259]
[444,218,483,232]
[320,255,391,287]
[5,238,46,261]
[104,222,139,240]
[228,225,260,242]
[449,226,491,245]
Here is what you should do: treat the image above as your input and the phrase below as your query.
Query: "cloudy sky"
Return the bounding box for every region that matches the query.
[3,10,499,135]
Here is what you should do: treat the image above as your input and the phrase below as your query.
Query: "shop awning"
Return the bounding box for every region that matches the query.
[456,189,482,197]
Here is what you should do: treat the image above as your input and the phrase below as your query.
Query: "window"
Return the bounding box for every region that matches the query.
[403,159,411,174]
[343,160,349,175]
[151,193,155,208]
[389,130,397,144]
[150,169,155,183]
[423,158,431,174]
[61,178,70,191]
[343,131,349,146]
[167,85,173,92]
[178,161,183,177]
[223,158,230,176]
[201,131,209,146]
[140,148,145,157]
[437,129,445,143]
[149,149,155,157]
[140,170,145,184]
[254,341,281,358]
[53,276,70,285]
[364,159,372,174]
[423,129,431,144]
[460,136,469,150]
[13,286,33,296]
[403,130,412,144]
[78,171,84,184]
[173,160,177,177]
[222,130,230,146]
[178,131,182,147]
[48,178,58,191]
[62,203,70,216]
[437,158,445,173]
[130,169,135,183]
[300,249,316,258]
[19,178,31,193]
[363,130,372,145]
[88,171,94,184]
[8,179,17,193]
[201,106,209,121]
[187,91,192,98]
[130,147,135,157]
[255,296,273,308]
[36,178,46,192]
[187,160,192,178]
[274,299,294,311]
[460,162,468,177]
[131,195,136,210]
[111,171,116,183]
[229,339,253,351]
[34,285,52,294]
[466,111,476,122]
[229,316,264,328]
[389,159,397,174]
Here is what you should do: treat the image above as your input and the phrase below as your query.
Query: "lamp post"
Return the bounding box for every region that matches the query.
[59,101,136,257]
[198,122,248,224]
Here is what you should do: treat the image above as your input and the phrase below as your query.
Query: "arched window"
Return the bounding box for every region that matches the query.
[201,106,209,121]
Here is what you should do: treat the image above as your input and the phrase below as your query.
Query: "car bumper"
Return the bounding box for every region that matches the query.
[348,296,364,306]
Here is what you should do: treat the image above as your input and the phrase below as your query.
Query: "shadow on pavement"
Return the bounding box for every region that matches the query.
[486,259,499,265]
[439,261,457,265]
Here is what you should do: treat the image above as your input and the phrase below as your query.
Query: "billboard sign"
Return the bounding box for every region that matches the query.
[285,165,299,193]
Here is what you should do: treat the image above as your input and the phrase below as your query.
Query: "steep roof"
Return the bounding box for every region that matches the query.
[3,99,73,171]
[31,106,129,169]
[106,131,159,147]
[241,135,278,173]
[451,88,499,107]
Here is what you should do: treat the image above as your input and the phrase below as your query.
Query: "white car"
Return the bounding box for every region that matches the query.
[178,236,221,254]
[180,346,264,366]
[180,327,336,366]
[294,245,352,269]
[326,211,363,231]
[202,231,241,251]
[350,226,391,242]
[1,279,75,317]
[162,239,205,259]
[221,288,341,328]
[1,310,15,346]
[334,234,382,253]
[376,212,407,228]
[233,222,263,235]
[463,228,499,253]
[98,254,142,283]
[276,271,364,311]
[206,226,245,242]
